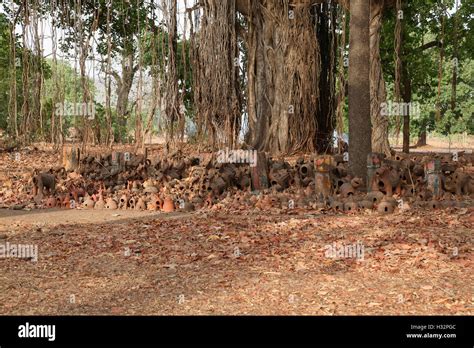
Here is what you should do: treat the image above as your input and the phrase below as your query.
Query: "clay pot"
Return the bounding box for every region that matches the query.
[333,178,346,193]
[418,190,433,201]
[143,179,158,193]
[427,200,440,210]
[147,195,162,211]
[204,194,215,208]
[135,197,146,211]
[70,188,85,203]
[351,177,363,189]
[344,200,358,212]
[83,196,95,209]
[95,195,106,209]
[413,165,424,177]
[400,158,414,170]
[366,191,385,204]
[299,163,314,178]
[62,196,71,209]
[340,182,355,198]
[377,199,395,214]
[56,196,63,207]
[119,194,129,210]
[201,182,210,192]
[46,197,57,208]
[147,201,157,211]
[269,169,290,189]
[128,197,136,210]
[105,198,118,210]
[394,153,407,162]
[358,200,374,210]
[401,185,415,197]
[210,176,227,195]
[331,200,344,211]
[162,197,175,212]
[131,181,140,193]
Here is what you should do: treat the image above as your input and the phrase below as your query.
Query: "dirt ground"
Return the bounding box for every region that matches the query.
[0,146,472,315]
[0,207,472,315]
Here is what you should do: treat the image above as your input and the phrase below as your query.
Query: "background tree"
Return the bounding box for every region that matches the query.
[348,0,372,181]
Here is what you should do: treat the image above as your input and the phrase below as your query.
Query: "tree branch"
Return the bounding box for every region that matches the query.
[110,70,122,86]
[417,40,442,51]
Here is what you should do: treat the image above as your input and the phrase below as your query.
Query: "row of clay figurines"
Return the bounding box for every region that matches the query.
[43,190,184,213]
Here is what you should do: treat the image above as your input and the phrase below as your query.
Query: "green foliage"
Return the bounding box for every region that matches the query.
[0,13,14,130]
[42,59,96,133]
[0,12,52,136]
[380,0,474,137]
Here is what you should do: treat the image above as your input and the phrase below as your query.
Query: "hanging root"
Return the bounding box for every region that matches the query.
[193,0,241,149]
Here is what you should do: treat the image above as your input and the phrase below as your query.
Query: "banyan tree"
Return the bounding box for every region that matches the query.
[194,0,336,155]
[192,0,396,157]
[2,0,400,163]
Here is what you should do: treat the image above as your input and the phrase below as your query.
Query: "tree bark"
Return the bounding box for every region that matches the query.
[402,66,411,154]
[114,51,135,143]
[417,129,427,147]
[167,0,179,142]
[246,0,268,150]
[32,0,44,139]
[247,0,320,155]
[316,3,337,153]
[348,0,372,181]
[370,0,391,156]
[20,7,30,142]
[193,0,240,148]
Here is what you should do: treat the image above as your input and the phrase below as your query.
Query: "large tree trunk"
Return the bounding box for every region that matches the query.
[417,129,427,147]
[20,13,30,142]
[193,0,240,148]
[246,0,268,151]
[32,1,44,139]
[247,0,320,155]
[402,66,411,154]
[348,0,372,181]
[164,0,180,144]
[370,0,391,156]
[114,51,135,143]
[316,3,337,153]
[8,19,19,138]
